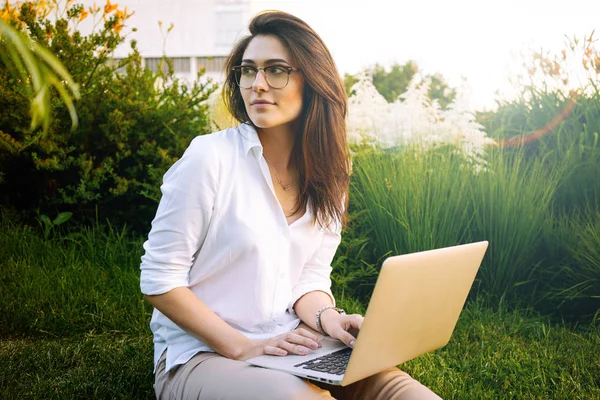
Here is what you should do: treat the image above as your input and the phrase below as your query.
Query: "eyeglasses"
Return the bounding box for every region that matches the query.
[232,65,300,89]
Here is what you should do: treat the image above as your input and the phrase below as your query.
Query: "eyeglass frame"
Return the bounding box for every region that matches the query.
[231,65,301,89]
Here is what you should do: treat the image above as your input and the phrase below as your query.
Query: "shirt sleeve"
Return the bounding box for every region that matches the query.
[289,218,342,311]
[140,136,218,295]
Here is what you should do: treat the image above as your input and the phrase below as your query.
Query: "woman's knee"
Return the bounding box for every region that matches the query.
[343,367,442,400]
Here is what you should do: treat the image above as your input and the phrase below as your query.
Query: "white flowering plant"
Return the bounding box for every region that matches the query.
[346,72,496,169]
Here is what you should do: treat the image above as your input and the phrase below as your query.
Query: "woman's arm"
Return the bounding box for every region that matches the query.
[291,215,362,348]
[140,139,254,359]
[146,288,322,360]
[292,290,333,332]
[141,137,320,360]
[294,290,363,348]
[145,287,252,360]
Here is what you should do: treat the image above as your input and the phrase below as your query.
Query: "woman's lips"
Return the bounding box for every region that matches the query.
[251,102,274,109]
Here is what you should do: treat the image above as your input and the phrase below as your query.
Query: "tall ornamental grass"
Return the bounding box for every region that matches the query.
[350,146,473,258]
[539,210,600,322]
[562,211,600,321]
[349,144,561,303]
[474,36,600,320]
[344,70,596,315]
[480,86,600,215]
[467,147,560,301]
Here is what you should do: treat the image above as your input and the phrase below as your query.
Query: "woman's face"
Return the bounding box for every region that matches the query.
[240,34,304,130]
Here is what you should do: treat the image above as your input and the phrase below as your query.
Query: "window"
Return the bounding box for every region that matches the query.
[197,56,228,75]
[145,57,191,75]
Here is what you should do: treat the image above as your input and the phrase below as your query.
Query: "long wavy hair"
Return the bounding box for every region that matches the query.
[222,10,350,229]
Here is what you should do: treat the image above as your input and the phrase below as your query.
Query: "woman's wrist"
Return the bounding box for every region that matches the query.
[319,308,343,335]
[228,336,256,360]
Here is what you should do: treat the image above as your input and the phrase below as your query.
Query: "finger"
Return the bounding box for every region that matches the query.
[354,314,364,329]
[264,345,287,356]
[332,329,357,349]
[343,314,364,330]
[276,338,313,355]
[286,332,320,350]
[294,328,320,342]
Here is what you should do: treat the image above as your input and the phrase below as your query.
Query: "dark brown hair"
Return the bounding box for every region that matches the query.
[222,10,350,229]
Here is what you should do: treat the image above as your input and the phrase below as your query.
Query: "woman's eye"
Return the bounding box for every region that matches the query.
[269,66,286,74]
[241,67,256,75]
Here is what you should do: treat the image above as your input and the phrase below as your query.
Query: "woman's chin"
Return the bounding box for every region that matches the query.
[250,117,280,129]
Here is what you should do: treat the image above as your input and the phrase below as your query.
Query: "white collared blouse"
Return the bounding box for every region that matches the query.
[140,122,341,373]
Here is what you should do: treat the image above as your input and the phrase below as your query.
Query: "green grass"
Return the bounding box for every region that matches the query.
[479,86,600,215]
[349,144,562,303]
[405,299,600,399]
[350,146,473,258]
[1,302,598,399]
[0,220,151,337]
[1,219,599,399]
[537,210,600,321]
[466,147,559,300]
[0,334,154,399]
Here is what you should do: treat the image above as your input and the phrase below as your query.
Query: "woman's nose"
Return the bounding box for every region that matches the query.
[252,70,269,92]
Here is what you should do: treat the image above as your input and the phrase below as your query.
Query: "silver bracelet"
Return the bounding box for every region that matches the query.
[315,306,346,335]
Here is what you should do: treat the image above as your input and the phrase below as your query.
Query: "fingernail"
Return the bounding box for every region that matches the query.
[349,340,355,348]
[299,348,308,355]
[310,342,318,349]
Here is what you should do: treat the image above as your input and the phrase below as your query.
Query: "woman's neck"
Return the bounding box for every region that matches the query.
[257,124,298,171]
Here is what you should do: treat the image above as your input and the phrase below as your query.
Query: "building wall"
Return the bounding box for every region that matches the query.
[77,0,252,82]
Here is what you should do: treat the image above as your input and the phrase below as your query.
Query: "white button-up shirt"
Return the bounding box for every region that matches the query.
[140,122,341,373]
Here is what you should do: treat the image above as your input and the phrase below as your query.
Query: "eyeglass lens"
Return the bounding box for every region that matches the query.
[236,67,289,89]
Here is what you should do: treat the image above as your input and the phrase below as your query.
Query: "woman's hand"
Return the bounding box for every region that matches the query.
[235,327,322,361]
[320,310,364,348]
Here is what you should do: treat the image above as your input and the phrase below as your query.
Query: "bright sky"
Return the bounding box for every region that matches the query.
[251,0,600,110]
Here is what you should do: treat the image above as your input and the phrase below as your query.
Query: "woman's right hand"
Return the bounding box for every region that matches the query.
[236,327,322,361]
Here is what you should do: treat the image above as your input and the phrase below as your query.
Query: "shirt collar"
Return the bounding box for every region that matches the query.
[238,122,263,157]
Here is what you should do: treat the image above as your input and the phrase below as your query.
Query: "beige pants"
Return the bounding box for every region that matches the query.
[154,349,443,400]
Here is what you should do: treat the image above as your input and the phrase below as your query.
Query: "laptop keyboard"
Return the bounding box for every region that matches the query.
[293,348,352,375]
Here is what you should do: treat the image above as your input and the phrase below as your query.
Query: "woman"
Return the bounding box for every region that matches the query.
[140,10,442,399]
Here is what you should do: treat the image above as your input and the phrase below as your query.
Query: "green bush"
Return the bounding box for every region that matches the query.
[0,1,216,232]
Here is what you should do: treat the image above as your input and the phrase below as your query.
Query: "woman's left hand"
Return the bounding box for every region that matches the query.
[320,310,364,348]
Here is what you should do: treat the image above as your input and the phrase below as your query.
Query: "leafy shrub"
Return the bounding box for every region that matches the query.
[0,1,216,232]
[540,210,600,323]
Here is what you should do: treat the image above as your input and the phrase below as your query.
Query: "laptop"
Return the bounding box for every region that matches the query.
[246,241,489,386]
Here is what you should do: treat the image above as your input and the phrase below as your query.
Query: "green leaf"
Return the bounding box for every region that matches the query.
[53,212,73,226]
[40,214,52,227]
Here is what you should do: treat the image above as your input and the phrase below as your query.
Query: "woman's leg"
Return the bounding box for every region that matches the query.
[323,367,442,400]
[154,350,335,400]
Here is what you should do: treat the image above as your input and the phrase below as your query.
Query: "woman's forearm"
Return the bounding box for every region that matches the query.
[144,287,251,359]
[293,290,338,333]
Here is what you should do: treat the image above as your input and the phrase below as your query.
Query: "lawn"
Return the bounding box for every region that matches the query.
[1,221,599,399]
[1,301,599,399]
